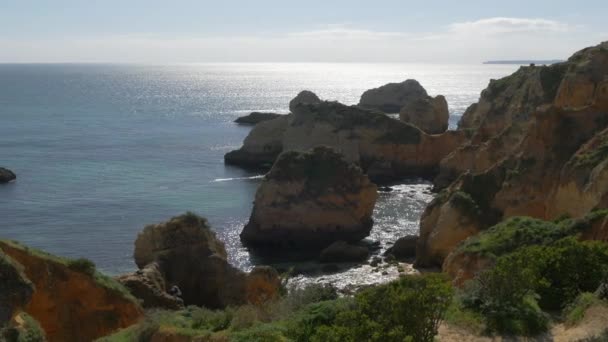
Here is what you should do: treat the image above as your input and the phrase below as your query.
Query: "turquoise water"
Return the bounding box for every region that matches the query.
[0,63,518,275]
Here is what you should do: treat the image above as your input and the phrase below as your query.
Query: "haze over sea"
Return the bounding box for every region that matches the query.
[0,63,518,280]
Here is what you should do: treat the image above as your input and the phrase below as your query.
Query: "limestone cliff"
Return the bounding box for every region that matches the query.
[241,146,378,249]
[358,79,430,113]
[416,42,608,268]
[399,95,449,134]
[227,101,467,183]
[0,240,143,342]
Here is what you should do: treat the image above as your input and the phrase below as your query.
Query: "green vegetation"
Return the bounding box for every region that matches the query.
[450,191,482,219]
[570,132,608,170]
[1,313,46,342]
[67,258,96,276]
[563,293,603,326]
[540,63,568,102]
[100,274,453,342]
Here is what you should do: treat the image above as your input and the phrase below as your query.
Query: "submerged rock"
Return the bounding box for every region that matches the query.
[358,79,429,113]
[0,240,143,342]
[241,146,378,250]
[235,112,283,125]
[399,95,449,134]
[131,213,281,309]
[319,241,370,263]
[0,167,16,183]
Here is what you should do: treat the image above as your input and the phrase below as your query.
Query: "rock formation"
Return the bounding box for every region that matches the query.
[0,167,16,183]
[399,95,449,134]
[116,262,184,310]
[358,79,430,113]
[235,112,283,125]
[319,241,370,263]
[0,250,33,327]
[289,90,321,112]
[384,235,418,260]
[129,213,281,309]
[226,101,467,183]
[0,240,143,342]
[416,41,608,269]
[241,146,378,249]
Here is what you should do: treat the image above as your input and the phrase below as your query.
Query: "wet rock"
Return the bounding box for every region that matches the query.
[235,112,283,125]
[0,167,16,183]
[384,235,418,260]
[241,146,378,250]
[319,241,369,263]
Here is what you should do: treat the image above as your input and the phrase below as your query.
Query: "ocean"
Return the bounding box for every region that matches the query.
[0,63,518,285]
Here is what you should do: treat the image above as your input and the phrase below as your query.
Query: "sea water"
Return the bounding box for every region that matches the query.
[0,63,518,282]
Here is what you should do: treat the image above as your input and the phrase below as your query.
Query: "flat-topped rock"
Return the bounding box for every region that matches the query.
[235,112,283,125]
[358,79,429,113]
[241,146,378,250]
[0,167,16,183]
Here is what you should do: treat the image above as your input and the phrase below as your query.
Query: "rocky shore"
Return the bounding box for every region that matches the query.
[2,41,608,341]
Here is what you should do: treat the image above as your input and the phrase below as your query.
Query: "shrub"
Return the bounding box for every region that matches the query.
[67,257,96,275]
[285,299,354,342]
[563,292,602,326]
[229,323,287,342]
[308,274,453,342]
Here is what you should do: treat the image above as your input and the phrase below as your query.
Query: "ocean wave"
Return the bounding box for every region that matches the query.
[213,175,265,182]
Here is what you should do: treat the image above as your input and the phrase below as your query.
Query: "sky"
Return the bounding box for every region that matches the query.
[1,0,607,63]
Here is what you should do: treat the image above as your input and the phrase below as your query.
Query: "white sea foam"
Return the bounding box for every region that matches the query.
[213,175,265,182]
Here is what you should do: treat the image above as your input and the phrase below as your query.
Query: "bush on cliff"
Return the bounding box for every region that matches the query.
[461,237,608,335]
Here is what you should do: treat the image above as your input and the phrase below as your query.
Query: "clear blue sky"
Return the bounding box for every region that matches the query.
[1,0,607,63]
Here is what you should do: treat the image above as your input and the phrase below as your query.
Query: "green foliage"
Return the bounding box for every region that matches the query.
[1,313,46,342]
[443,298,485,334]
[563,292,603,326]
[309,274,453,342]
[539,63,568,102]
[282,284,338,312]
[571,133,608,170]
[67,258,96,275]
[229,323,287,342]
[450,191,482,218]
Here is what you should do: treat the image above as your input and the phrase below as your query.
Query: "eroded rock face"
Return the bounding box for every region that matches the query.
[235,112,283,125]
[131,213,281,309]
[0,241,143,342]
[289,90,322,113]
[241,146,378,249]
[417,42,608,268]
[227,101,467,183]
[0,251,34,326]
[358,79,429,113]
[0,167,16,183]
[116,262,184,310]
[399,95,449,134]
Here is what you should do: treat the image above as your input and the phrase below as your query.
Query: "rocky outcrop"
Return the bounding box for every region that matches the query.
[235,112,283,125]
[417,42,608,268]
[0,251,33,326]
[319,241,370,263]
[384,235,418,260]
[399,95,449,134]
[289,90,321,112]
[0,167,16,183]
[116,262,184,310]
[0,240,143,342]
[130,213,281,309]
[227,101,468,183]
[358,79,430,113]
[241,146,378,249]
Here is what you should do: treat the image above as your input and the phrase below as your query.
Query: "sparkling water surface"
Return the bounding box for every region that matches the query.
[0,63,518,278]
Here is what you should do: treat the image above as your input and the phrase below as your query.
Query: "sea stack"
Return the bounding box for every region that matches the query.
[241,146,378,250]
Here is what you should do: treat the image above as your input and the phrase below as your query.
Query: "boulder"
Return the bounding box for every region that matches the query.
[0,240,143,342]
[384,235,418,260]
[399,95,449,134]
[132,213,281,309]
[359,79,429,113]
[116,262,184,310]
[241,146,378,250]
[235,112,283,125]
[319,241,370,263]
[226,101,468,183]
[289,90,321,113]
[0,167,16,183]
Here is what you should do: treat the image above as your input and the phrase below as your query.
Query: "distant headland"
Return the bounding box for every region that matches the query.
[483,59,564,65]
